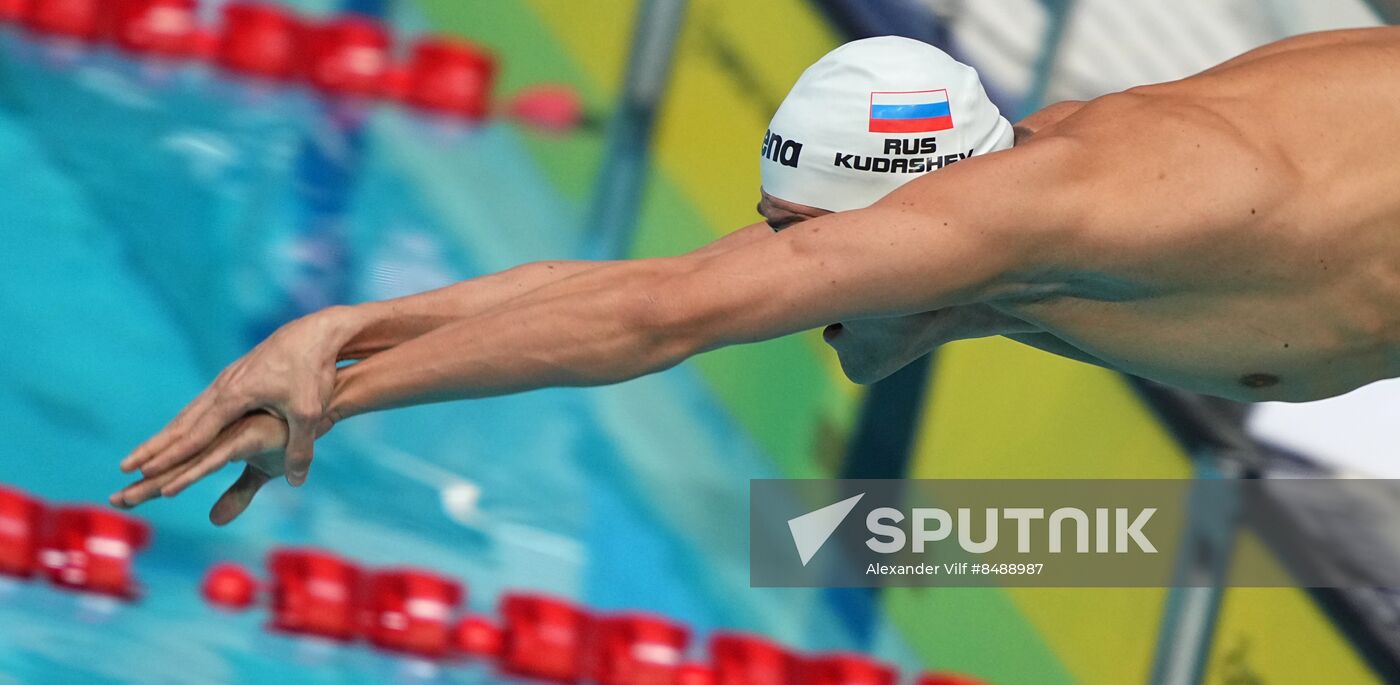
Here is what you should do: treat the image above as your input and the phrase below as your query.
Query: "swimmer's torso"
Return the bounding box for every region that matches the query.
[999,28,1400,401]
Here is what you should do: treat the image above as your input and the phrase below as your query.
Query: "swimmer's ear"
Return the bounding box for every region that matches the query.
[209,465,273,526]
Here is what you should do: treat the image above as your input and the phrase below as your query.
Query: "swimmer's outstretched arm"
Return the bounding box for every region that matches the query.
[325,143,1083,421]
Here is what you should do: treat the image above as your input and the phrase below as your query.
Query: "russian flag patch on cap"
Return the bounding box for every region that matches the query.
[869,89,954,133]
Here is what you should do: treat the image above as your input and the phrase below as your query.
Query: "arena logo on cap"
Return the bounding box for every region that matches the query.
[761,129,804,168]
[869,90,955,133]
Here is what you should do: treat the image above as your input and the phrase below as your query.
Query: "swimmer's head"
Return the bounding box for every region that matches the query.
[758,36,1014,228]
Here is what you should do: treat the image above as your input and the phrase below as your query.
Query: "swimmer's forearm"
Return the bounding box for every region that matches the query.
[326,259,695,419]
[336,260,602,360]
[323,145,1079,419]
[332,225,775,360]
[325,210,1041,420]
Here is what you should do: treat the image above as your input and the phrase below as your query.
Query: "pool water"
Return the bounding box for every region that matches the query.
[0,26,902,685]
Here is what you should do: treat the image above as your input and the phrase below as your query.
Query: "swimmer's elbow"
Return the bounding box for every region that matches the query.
[622,255,776,367]
[612,264,719,374]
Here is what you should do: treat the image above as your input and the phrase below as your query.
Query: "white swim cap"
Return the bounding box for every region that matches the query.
[761,36,1014,212]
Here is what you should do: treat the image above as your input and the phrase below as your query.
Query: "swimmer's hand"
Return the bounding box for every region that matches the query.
[110,413,288,526]
[119,307,362,488]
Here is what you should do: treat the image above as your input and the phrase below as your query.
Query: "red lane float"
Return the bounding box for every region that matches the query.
[24,0,101,40]
[500,592,592,683]
[802,653,898,685]
[215,2,300,79]
[397,37,495,119]
[361,568,463,658]
[41,506,151,599]
[109,0,197,56]
[587,612,691,685]
[0,486,43,578]
[202,561,258,610]
[302,14,389,96]
[710,632,798,685]
[8,0,579,131]
[267,547,362,640]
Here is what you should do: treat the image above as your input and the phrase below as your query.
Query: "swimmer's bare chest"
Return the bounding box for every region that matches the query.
[1002,47,1400,401]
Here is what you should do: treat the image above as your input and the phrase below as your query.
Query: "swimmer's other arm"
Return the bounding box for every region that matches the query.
[325,144,1082,421]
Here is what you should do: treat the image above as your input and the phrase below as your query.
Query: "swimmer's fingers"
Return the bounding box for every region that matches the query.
[132,395,250,479]
[161,414,288,498]
[109,461,198,509]
[209,465,273,527]
[111,414,250,507]
[159,449,236,500]
[120,396,209,473]
[123,355,268,476]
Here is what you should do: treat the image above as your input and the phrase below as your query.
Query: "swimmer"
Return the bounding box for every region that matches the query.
[114,37,1008,522]
[117,29,1400,523]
